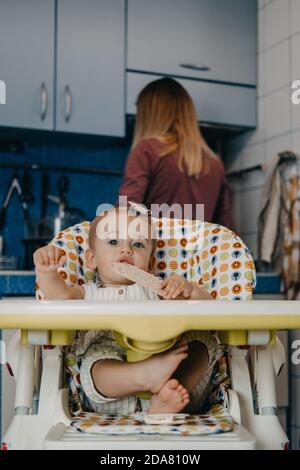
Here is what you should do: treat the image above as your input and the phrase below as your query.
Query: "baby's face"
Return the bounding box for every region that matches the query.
[87,211,154,286]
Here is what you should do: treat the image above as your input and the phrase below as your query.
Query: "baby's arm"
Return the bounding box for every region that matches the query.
[158,274,212,300]
[33,245,84,300]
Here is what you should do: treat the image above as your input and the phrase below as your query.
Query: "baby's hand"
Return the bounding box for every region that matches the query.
[158,274,193,300]
[33,246,67,273]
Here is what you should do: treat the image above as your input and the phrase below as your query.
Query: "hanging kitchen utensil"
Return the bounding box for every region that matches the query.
[58,175,68,206]
[37,173,51,237]
[40,173,49,219]
[0,171,33,256]
[22,170,35,204]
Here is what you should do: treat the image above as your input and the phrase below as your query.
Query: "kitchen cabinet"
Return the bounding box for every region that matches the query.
[127,0,257,87]
[0,0,55,130]
[56,0,125,136]
[126,0,257,129]
[127,72,256,128]
[0,0,125,137]
[0,0,256,135]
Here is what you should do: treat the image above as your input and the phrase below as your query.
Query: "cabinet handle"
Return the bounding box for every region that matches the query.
[64,85,72,123]
[40,82,48,121]
[179,63,210,72]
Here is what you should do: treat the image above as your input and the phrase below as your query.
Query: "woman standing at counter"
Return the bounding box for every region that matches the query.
[118,77,232,226]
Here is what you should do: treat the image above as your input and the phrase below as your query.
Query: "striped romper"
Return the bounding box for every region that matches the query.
[74,282,220,414]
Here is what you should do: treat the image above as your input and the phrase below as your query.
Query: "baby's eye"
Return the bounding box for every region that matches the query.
[132,241,145,248]
[107,239,118,246]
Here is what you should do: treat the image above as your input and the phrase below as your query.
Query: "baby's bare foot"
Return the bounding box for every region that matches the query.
[142,338,188,394]
[148,379,190,414]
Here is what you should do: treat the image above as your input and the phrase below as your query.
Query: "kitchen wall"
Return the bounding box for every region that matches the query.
[225,0,300,450]
[225,0,300,258]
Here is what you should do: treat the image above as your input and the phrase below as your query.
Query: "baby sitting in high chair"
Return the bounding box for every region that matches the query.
[33,205,220,415]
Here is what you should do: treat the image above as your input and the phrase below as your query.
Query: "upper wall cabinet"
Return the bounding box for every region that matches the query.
[0,0,55,130]
[0,0,256,136]
[127,0,257,86]
[56,0,125,136]
[0,0,125,137]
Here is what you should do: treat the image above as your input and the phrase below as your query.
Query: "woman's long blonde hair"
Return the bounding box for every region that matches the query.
[132,77,217,178]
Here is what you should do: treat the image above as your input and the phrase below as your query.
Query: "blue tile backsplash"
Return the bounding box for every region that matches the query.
[0,141,130,266]
[0,273,36,296]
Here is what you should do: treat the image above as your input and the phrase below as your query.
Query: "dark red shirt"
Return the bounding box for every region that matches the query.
[118,138,232,227]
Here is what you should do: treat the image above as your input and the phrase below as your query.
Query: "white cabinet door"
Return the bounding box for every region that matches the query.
[127,0,256,86]
[0,0,55,130]
[56,0,125,136]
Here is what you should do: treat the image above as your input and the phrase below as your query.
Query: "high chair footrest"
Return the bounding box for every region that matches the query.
[44,423,256,450]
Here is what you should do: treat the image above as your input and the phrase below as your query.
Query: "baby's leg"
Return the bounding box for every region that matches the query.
[171,332,220,411]
[83,338,189,400]
[172,341,209,391]
[147,336,212,415]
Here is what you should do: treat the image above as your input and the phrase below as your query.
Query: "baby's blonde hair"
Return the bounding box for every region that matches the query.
[88,207,157,255]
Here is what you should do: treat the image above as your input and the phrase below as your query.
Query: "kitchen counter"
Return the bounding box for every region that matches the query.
[0,270,284,298]
[255,272,282,294]
[0,270,35,275]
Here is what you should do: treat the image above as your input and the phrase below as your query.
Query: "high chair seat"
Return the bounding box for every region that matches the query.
[34,218,256,416]
[36,219,257,301]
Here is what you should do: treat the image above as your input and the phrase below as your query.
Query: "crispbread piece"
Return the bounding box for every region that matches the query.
[112,262,162,293]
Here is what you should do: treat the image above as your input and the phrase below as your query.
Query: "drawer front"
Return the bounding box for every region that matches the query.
[127,72,256,129]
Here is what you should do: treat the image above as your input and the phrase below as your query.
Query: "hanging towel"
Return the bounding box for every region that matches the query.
[282,171,300,299]
[257,155,289,270]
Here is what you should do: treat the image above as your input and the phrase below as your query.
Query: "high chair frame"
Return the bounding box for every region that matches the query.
[1,299,300,450]
[0,219,299,450]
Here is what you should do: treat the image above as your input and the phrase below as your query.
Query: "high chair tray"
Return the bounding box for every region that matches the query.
[44,423,255,450]
[0,299,300,334]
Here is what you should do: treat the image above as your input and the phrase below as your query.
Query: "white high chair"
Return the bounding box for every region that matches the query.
[1,219,299,450]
